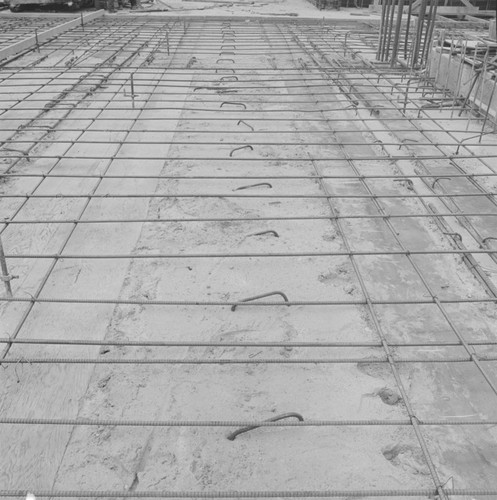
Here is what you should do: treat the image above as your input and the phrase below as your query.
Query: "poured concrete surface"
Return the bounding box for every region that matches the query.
[0,12,497,500]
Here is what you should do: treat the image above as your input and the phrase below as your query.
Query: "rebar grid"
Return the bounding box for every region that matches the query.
[0,18,186,363]
[1,14,497,499]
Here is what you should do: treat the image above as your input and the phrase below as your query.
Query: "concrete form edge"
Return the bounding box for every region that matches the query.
[0,10,105,61]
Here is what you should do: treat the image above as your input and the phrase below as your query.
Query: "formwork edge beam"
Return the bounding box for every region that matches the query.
[0,10,105,62]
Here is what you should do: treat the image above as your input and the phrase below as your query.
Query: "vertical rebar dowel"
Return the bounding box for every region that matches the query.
[420,0,434,65]
[385,0,396,62]
[404,0,413,59]
[343,32,350,57]
[390,0,405,67]
[81,12,84,30]
[473,46,490,131]
[422,0,437,65]
[440,36,454,111]
[481,73,497,138]
[458,72,479,118]
[432,29,445,97]
[412,0,428,68]
[166,30,170,55]
[35,29,40,53]
[377,0,388,60]
[130,73,135,109]
[382,0,392,61]
[0,236,13,298]
[451,36,466,117]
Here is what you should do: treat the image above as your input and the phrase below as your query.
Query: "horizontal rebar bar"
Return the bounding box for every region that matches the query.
[0,356,496,364]
[1,338,496,347]
[0,173,495,182]
[0,417,495,427]
[0,154,494,161]
[1,297,495,306]
[4,213,497,224]
[2,140,495,148]
[0,488,496,498]
[3,250,497,259]
[0,193,494,200]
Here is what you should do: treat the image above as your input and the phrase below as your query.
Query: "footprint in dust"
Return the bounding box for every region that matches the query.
[382,443,430,475]
[375,387,402,406]
[359,386,402,412]
[356,362,392,380]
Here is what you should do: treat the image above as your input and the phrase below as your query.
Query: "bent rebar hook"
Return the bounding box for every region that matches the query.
[229,145,253,157]
[221,101,246,109]
[227,413,304,441]
[482,236,497,245]
[231,291,289,311]
[237,119,254,131]
[234,182,272,191]
[443,232,462,242]
[431,177,452,189]
[248,230,279,238]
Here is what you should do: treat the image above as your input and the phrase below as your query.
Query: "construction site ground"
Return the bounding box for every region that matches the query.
[1,4,497,500]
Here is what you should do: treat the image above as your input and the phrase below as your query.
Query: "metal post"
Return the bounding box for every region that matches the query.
[0,235,14,298]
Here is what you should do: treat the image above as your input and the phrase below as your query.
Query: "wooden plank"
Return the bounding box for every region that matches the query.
[0,10,105,61]
[465,14,490,24]
[430,5,479,14]
[490,19,497,40]
[411,0,422,11]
